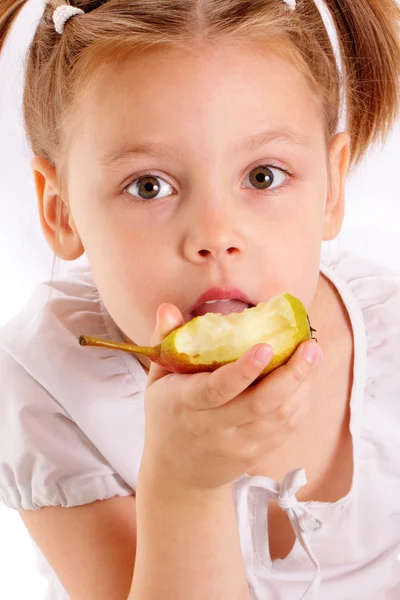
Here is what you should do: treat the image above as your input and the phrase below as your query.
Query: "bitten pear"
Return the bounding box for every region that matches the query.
[79,293,316,381]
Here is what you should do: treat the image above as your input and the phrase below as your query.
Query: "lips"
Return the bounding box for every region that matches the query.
[191,299,252,318]
[186,286,255,322]
[189,287,254,313]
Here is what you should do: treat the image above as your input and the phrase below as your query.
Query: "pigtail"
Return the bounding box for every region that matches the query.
[322,0,400,167]
[0,0,26,52]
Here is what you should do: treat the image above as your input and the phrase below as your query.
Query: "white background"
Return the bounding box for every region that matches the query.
[0,0,399,598]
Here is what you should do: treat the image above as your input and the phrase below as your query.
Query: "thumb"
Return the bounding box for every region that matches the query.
[146,303,185,387]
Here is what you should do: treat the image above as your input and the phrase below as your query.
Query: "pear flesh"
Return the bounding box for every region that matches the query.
[79,293,312,380]
[160,293,311,378]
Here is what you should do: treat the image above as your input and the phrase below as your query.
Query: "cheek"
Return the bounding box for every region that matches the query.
[288,183,327,243]
[71,191,153,266]
[82,227,164,344]
[91,262,157,346]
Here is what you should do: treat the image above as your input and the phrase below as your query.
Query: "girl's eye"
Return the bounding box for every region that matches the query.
[124,164,289,204]
[242,165,288,192]
[125,175,174,202]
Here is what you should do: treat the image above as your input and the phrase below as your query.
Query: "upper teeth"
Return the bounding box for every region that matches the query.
[204,299,232,304]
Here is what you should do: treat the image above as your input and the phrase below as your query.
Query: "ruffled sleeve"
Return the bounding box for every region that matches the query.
[0,265,146,511]
[0,347,135,510]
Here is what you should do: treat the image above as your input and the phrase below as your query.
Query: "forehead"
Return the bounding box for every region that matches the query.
[70,42,324,159]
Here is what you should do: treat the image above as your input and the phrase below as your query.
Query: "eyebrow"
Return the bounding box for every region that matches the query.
[100,128,311,167]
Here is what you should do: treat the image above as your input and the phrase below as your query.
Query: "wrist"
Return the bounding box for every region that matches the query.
[137,452,232,503]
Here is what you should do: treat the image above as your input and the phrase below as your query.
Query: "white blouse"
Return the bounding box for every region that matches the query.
[0,247,399,600]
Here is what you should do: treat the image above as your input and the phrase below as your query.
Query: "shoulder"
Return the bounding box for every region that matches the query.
[321,246,400,391]
[321,245,400,287]
[0,262,98,350]
[0,262,146,393]
[322,248,400,436]
[321,247,400,328]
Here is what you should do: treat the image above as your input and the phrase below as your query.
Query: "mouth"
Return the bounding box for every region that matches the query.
[186,299,255,322]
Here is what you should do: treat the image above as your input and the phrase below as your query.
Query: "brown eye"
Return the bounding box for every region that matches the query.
[245,165,287,191]
[126,175,174,201]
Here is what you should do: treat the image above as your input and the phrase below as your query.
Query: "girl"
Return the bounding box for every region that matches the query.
[0,0,399,599]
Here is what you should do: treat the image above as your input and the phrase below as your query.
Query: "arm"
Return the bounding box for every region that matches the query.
[129,463,250,600]
[19,494,138,600]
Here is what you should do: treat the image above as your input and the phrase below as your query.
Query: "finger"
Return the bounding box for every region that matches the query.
[275,340,323,395]
[285,396,312,432]
[146,303,185,387]
[240,390,311,438]
[196,343,274,410]
[215,340,322,427]
[235,393,312,462]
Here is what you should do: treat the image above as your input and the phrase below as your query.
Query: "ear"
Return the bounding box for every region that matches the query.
[323,132,351,241]
[31,156,84,260]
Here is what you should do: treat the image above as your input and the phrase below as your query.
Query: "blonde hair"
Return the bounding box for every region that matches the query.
[1,0,400,274]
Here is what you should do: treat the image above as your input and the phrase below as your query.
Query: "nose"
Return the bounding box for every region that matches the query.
[182,200,247,264]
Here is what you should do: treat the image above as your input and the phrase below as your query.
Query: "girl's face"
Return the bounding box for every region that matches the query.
[39,43,350,370]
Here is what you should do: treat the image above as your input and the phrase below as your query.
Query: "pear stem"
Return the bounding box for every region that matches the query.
[79,335,160,362]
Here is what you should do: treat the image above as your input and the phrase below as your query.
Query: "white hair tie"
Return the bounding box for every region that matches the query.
[53,5,85,35]
[283,0,297,9]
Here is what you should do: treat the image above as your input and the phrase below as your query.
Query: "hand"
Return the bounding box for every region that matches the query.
[141,303,323,491]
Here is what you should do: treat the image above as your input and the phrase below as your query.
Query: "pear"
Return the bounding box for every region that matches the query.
[79,293,315,380]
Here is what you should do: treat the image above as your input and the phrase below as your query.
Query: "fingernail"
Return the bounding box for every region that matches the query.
[254,345,273,366]
[156,305,165,327]
[303,343,321,365]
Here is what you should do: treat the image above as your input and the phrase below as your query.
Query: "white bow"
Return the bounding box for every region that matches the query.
[237,468,323,599]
